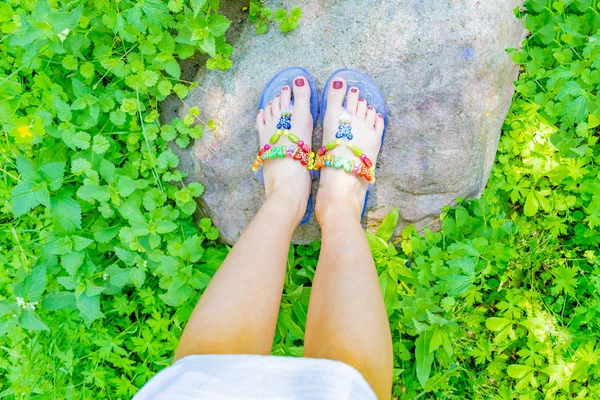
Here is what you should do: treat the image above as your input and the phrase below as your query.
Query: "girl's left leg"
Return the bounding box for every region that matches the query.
[175,76,314,360]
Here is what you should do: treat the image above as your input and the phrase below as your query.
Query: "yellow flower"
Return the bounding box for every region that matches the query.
[17,125,32,138]
[17,125,33,138]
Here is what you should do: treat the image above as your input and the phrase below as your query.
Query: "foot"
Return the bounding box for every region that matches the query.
[255,76,313,223]
[315,77,385,221]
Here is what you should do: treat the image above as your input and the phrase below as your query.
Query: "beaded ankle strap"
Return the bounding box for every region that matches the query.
[307,118,375,182]
[252,112,312,172]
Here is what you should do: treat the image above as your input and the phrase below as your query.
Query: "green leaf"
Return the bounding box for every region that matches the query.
[39,162,65,191]
[114,247,136,266]
[16,156,38,182]
[190,0,207,17]
[19,310,49,331]
[12,181,50,217]
[376,208,399,242]
[92,135,110,154]
[524,191,538,217]
[61,251,85,276]
[415,331,434,388]
[209,14,230,37]
[73,235,93,251]
[486,317,512,331]
[76,293,104,323]
[51,192,82,232]
[77,183,110,203]
[42,292,76,311]
[507,364,533,379]
[14,264,47,301]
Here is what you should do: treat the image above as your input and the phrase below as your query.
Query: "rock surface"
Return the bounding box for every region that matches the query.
[176,0,527,245]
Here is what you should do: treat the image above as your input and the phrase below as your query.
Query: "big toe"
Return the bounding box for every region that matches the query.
[292,76,311,111]
[325,77,346,117]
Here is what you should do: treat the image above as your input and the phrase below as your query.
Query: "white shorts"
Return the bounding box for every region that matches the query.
[134,354,377,400]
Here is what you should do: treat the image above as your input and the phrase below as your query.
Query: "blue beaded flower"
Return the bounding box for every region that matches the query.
[277,114,292,130]
[336,123,353,140]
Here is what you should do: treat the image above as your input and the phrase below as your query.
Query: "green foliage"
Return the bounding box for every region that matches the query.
[0,0,229,397]
[247,0,302,34]
[1,0,599,399]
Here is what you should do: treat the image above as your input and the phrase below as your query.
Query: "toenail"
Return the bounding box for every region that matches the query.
[333,80,343,89]
[359,98,365,102]
[276,94,280,97]
[268,102,272,105]
[282,86,289,90]
[351,88,358,93]
[295,78,305,87]
[377,113,383,118]
[368,105,374,110]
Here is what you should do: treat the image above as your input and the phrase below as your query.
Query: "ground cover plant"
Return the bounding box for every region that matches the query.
[0,0,599,398]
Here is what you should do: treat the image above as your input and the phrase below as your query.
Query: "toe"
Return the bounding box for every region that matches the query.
[273,93,281,116]
[346,86,359,114]
[326,77,346,116]
[356,97,367,119]
[375,113,385,135]
[265,101,274,124]
[280,85,292,111]
[256,109,265,130]
[366,104,377,128]
[292,76,311,109]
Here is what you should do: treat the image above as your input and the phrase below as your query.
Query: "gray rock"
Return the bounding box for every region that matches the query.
[177,0,526,245]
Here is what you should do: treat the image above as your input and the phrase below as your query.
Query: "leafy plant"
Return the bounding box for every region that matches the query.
[246,0,302,34]
[0,0,229,397]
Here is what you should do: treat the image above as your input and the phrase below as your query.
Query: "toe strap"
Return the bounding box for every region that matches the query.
[252,112,313,172]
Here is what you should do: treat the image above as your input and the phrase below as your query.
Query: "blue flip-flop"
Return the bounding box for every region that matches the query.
[320,69,387,218]
[254,67,319,225]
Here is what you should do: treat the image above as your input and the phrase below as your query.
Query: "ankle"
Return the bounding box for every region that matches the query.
[266,187,310,225]
[315,188,363,226]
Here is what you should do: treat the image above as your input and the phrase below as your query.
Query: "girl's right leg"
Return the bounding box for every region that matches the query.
[304,78,393,400]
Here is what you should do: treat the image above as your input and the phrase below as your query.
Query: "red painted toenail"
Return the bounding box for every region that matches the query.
[295,78,305,87]
[351,88,358,93]
[359,98,365,102]
[282,86,289,90]
[276,94,280,97]
[368,105,374,110]
[377,113,383,118]
[333,80,343,89]
[268,102,272,105]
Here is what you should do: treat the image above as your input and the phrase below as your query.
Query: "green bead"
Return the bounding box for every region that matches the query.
[333,156,344,169]
[277,146,285,157]
[268,149,276,159]
[351,146,364,157]
[269,134,280,144]
[288,134,299,143]
[343,159,354,172]
[325,141,338,151]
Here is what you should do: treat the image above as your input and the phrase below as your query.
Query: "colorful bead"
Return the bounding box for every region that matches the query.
[288,134,299,143]
[317,146,327,156]
[343,159,354,172]
[351,146,364,157]
[362,156,373,168]
[269,134,280,144]
[276,113,292,130]
[325,141,338,151]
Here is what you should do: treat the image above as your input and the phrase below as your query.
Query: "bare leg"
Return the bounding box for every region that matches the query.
[305,78,393,400]
[175,76,313,360]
